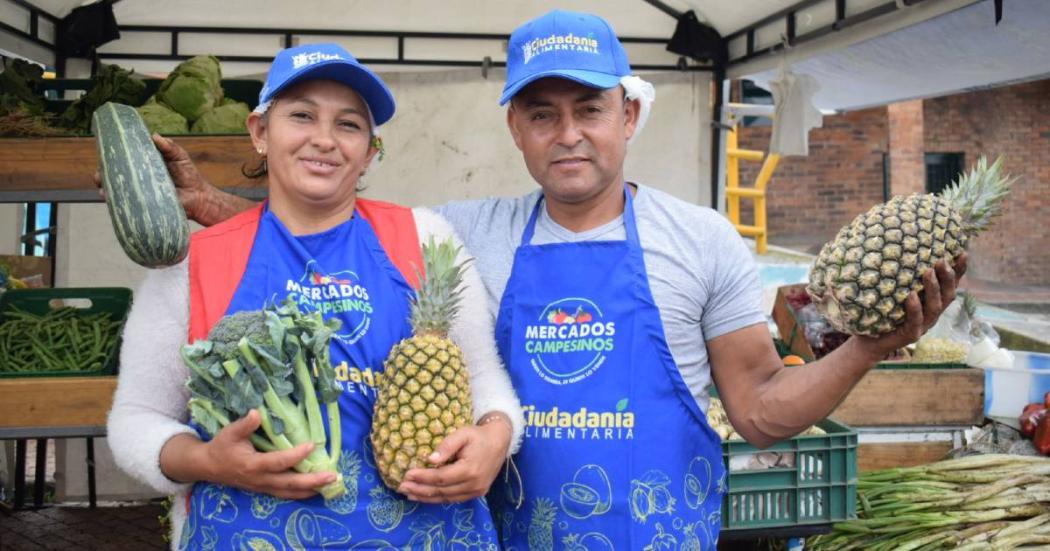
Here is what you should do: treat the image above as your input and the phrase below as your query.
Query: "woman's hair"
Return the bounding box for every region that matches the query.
[241,102,373,192]
[241,156,268,179]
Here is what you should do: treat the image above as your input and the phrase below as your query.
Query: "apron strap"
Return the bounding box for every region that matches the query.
[622,184,641,248]
[520,195,544,246]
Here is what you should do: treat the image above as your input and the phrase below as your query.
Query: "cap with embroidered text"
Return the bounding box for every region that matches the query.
[500,10,631,105]
[259,43,395,125]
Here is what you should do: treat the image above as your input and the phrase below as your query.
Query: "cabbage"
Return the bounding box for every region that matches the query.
[156,55,223,122]
[137,99,189,135]
[190,100,250,134]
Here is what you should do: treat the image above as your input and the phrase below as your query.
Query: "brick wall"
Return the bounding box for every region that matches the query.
[737,107,889,248]
[925,80,1050,285]
[888,100,926,196]
[736,78,1049,285]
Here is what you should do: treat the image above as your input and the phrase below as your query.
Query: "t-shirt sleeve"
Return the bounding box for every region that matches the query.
[431,200,486,251]
[702,220,766,340]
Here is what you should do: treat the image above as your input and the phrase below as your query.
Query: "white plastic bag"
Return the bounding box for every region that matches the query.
[913,299,973,363]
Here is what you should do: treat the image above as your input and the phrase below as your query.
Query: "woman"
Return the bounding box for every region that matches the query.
[107,43,522,550]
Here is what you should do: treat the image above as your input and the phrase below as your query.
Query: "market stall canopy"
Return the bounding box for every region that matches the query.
[25,0,800,39]
[4,0,762,76]
[739,0,1050,111]
[2,0,994,79]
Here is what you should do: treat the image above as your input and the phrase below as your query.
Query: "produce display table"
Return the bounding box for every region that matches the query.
[0,376,117,509]
[0,135,263,203]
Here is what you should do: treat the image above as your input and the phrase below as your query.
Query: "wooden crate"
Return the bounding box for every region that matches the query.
[858,441,954,472]
[832,367,984,426]
[772,284,984,426]
[0,376,116,429]
[0,254,52,287]
[772,283,819,360]
[0,136,262,197]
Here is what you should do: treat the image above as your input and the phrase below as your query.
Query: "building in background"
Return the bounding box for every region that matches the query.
[737,77,1050,287]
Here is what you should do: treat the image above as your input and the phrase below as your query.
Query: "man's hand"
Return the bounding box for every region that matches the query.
[708,254,968,448]
[853,254,968,363]
[161,410,337,499]
[150,134,214,219]
[397,413,512,503]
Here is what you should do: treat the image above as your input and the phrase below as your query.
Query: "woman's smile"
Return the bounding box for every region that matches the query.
[299,156,343,176]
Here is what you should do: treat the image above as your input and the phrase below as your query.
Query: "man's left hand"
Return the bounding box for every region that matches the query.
[397,414,512,504]
[855,253,968,361]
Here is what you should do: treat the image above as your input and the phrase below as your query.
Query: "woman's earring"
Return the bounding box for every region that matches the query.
[371,136,385,161]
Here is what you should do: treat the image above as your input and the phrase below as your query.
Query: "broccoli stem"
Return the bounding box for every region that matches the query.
[237,337,332,476]
[292,348,327,449]
[251,436,278,453]
[181,348,221,390]
[327,401,341,466]
[255,405,295,452]
[188,397,229,429]
[189,397,280,454]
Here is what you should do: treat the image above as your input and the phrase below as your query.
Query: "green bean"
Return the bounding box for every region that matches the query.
[1,306,122,374]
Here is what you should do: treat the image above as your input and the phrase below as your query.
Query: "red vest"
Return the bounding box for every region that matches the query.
[187,199,423,342]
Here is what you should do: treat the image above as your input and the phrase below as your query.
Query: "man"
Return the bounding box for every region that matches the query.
[140,10,962,548]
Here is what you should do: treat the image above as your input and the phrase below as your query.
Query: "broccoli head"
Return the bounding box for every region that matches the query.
[207,310,269,358]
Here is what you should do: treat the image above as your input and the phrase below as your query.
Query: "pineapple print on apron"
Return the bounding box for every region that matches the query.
[494,187,727,550]
[180,206,498,550]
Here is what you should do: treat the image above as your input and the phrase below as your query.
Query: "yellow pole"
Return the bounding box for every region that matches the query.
[726,127,740,225]
[753,153,780,255]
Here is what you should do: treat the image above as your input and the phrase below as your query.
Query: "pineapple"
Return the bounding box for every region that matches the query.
[528,498,557,551]
[325,451,363,513]
[372,237,474,489]
[808,156,1013,336]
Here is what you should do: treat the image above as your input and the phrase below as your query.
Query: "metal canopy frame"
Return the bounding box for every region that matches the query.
[2,0,935,71]
[95,24,699,72]
[0,0,58,53]
[0,0,709,72]
[1,0,951,209]
[725,0,930,66]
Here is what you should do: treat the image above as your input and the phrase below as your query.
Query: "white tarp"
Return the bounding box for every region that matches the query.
[744,0,1050,111]
[22,0,801,39]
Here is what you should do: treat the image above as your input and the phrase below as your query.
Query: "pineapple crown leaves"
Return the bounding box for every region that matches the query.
[409,236,471,335]
[939,155,1015,236]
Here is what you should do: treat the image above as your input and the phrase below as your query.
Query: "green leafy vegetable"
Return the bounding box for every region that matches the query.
[0,305,122,374]
[157,55,224,122]
[136,99,189,135]
[182,296,346,499]
[59,63,147,134]
[190,99,249,134]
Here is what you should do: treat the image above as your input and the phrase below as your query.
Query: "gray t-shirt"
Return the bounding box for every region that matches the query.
[432,184,765,412]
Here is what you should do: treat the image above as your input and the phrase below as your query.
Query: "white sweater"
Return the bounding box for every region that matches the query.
[106,207,523,547]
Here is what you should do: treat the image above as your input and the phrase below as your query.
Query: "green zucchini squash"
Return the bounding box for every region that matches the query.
[92,102,190,268]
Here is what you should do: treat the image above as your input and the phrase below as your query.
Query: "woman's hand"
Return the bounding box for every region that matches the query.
[397,412,513,503]
[160,409,338,500]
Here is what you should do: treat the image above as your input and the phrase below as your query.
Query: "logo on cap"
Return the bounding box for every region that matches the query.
[291,51,343,69]
[521,33,601,64]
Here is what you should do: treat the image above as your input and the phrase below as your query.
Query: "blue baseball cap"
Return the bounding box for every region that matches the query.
[259,43,395,126]
[500,10,631,105]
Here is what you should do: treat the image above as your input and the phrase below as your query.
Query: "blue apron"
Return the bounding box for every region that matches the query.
[492,187,726,550]
[179,207,498,551]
